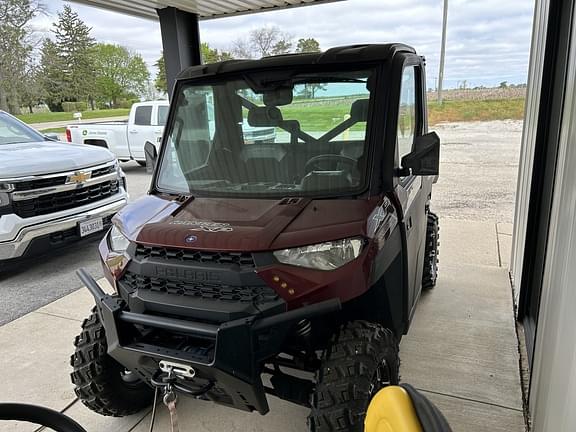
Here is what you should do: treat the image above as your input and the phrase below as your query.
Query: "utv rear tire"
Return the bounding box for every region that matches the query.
[422,211,439,290]
[70,309,153,416]
[309,321,400,432]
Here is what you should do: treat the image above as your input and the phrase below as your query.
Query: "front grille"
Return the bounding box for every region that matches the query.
[49,214,113,245]
[12,164,115,192]
[13,176,66,191]
[13,180,119,218]
[135,245,255,269]
[91,165,116,178]
[121,271,279,304]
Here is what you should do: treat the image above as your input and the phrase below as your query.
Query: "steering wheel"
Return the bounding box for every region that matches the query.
[304,154,357,174]
[0,403,87,432]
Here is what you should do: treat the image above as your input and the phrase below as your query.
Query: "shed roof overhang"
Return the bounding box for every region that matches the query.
[67,0,343,20]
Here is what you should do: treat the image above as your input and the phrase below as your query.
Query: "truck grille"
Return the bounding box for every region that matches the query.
[12,164,116,192]
[13,180,119,218]
[135,245,255,269]
[121,271,279,304]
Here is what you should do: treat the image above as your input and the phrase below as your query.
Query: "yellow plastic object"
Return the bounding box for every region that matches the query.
[365,386,423,432]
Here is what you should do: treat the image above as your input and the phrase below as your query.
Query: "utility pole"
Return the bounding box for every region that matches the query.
[437,0,448,103]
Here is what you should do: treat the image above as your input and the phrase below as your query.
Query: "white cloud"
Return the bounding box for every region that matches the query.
[34,0,535,88]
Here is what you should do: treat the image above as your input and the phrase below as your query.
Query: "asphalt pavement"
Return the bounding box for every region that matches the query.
[0,162,150,325]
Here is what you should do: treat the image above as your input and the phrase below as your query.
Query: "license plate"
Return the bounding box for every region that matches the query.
[79,218,104,237]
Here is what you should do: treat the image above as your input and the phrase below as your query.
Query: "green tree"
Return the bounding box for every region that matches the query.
[41,5,95,110]
[271,39,292,55]
[0,0,42,114]
[295,38,324,98]
[296,37,320,53]
[39,38,66,111]
[154,44,232,93]
[92,43,149,107]
[154,53,166,93]
[20,65,46,113]
[201,42,232,63]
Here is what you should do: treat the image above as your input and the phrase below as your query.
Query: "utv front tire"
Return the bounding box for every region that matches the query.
[422,211,439,290]
[309,321,400,432]
[70,309,153,416]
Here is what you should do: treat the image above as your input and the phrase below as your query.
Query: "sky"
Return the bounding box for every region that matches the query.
[31,0,536,89]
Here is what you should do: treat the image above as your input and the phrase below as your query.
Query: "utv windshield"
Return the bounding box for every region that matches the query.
[156,69,374,197]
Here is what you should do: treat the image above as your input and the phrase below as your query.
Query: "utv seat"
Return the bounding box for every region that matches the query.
[239,144,289,183]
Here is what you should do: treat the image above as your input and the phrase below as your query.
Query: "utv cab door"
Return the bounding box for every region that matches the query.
[394,61,429,319]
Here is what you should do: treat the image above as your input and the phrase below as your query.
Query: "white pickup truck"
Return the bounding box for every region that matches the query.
[66,100,277,165]
[0,110,127,270]
[66,101,168,166]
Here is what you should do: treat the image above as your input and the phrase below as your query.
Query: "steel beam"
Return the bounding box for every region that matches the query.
[157,7,202,98]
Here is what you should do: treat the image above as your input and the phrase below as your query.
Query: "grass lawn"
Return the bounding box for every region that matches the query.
[38,127,66,133]
[21,98,524,130]
[278,98,525,131]
[16,108,130,124]
[428,98,525,124]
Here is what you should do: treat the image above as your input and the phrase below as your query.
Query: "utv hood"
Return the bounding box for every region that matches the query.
[123,195,375,251]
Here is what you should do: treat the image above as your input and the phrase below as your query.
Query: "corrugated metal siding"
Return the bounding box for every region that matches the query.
[510,0,549,302]
[529,3,576,428]
[68,0,342,20]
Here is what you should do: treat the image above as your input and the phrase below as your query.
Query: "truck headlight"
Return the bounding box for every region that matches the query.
[273,237,364,271]
[108,225,130,253]
[0,192,11,208]
[0,185,13,215]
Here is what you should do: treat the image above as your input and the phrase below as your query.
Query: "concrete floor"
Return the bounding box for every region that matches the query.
[0,218,525,432]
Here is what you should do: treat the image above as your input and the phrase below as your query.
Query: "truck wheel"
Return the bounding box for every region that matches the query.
[422,211,439,290]
[70,309,153,416]
[309,321,400,432]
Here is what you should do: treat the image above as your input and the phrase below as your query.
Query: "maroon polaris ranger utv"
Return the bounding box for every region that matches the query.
[71,44,440,431]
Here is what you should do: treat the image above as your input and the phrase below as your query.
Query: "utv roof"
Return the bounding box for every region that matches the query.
[177,43,416,80]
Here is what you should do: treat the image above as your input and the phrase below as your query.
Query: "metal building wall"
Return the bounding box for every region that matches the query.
[510,0,549,298]
[529,7,576,428]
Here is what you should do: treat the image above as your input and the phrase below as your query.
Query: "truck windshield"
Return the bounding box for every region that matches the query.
[156,69,374,197]
[0,112,44,145]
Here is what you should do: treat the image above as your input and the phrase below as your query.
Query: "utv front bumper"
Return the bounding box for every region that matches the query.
[78,268,339,414]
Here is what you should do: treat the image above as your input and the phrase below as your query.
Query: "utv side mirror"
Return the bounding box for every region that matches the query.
[400,132,440,176]
[144,141,157,174]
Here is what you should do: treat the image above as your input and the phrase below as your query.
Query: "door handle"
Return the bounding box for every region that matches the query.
[406,217,413,231]
[129,130,138,134]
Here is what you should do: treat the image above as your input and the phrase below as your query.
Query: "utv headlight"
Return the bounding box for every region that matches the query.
[273,237,364,271]
[108,225,130,253]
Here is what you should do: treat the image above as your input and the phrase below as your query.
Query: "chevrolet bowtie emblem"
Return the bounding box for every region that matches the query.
[68,171,91,184]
